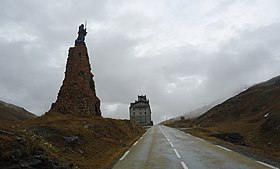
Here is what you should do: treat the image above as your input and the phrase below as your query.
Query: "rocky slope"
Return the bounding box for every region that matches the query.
[0,114,144,169]
[188,75,280,161]
[0,100,36,121]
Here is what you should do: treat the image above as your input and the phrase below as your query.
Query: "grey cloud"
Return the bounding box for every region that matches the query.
[0,1,280,124]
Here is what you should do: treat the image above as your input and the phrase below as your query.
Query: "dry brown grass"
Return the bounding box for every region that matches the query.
[186,125,280,162]
[0,113,144,169]
[177,76,280,162]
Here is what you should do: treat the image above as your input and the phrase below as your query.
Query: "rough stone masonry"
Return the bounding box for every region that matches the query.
[48,25,101,116]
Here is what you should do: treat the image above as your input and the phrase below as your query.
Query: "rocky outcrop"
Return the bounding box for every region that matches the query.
[0,129,71,169]
[211,132,246,146]
[48,44,101,116]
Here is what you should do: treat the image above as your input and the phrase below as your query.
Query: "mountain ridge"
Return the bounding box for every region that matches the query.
[0,100,36,121]
[165,75,280,163]
[188,75,280,161]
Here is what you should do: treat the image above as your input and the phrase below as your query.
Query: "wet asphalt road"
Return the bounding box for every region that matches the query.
[113,125,278,169]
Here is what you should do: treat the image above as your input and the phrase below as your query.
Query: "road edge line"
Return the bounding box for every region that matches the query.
[133,141,138,146]
[181,161,189,169]
[119,151,130,161]
[256,161,279,169]
[173,148,181,158]
[118,127,148,161]
[215,145,232,152]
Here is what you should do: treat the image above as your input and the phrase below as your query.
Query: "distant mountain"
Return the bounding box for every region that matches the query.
[192,75,280,129]
[0,100,36,121]
[162,103,217,125]
[190,75,280,160]
[184,102,220,119]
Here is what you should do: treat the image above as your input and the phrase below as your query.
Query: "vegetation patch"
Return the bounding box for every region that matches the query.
[210,132,246,146]
[0,114,144,169]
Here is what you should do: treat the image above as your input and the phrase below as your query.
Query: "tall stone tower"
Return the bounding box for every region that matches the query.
[48,24,101,116]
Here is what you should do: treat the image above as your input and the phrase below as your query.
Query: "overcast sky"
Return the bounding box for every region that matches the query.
[1,0,280,124]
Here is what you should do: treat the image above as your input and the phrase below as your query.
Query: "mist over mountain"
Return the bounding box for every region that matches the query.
[187,75,280,161]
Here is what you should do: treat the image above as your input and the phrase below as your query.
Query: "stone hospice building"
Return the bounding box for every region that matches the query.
[129,95,153,126]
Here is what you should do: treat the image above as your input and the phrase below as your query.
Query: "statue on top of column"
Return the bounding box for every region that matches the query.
[75,24,87,46]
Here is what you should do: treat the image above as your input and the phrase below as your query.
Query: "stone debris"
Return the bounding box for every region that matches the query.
[63,136,79,143]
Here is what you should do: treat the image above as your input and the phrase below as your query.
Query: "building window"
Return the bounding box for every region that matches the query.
[145,112,146,114]
[140,112,142,115]
[133,112,135,115]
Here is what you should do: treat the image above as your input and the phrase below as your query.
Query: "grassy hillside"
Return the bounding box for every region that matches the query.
[0,100,36,121]
[189,75,280,161]
[0,113,144,169]
[167,75,280,162]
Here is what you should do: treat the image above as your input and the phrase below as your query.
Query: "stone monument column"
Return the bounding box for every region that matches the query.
[48,25,101,116]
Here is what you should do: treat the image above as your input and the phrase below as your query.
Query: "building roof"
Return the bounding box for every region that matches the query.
[129,95,150,108]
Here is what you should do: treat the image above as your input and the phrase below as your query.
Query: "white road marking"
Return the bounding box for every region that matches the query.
[159,126,168,138]
[187,134,208,143]
[196,137,205,142]
[159,126,165,134]
[167,138,170,142]
[119,151,130,161]
[169,142,174,148]
[257,161,279,169]
[181,162,189,169]
[179,130,185,134]
[215,145,232,152]
[140,136,143,139]
[174,148,181,158]
[133,141,138,146]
